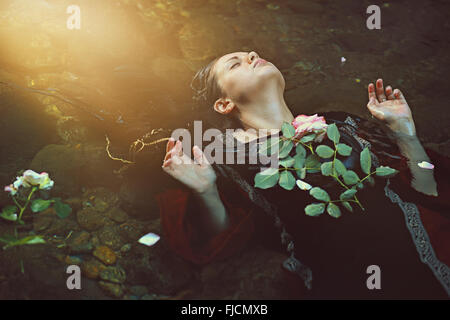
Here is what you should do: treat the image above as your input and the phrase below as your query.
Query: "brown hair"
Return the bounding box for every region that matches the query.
[191,57,242,131]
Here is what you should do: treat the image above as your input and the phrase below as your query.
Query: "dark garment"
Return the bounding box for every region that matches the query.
[156,112,450,299]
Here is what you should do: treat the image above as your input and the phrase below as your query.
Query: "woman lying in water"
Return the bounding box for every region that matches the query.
[157,51,450,299]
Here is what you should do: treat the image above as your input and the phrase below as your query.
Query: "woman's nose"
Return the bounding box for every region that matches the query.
[247,51,259,64]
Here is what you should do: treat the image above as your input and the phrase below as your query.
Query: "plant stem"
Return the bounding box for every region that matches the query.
[18,187,37,222]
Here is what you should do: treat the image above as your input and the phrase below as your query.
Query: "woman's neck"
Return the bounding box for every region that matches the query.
[233,97,294,143]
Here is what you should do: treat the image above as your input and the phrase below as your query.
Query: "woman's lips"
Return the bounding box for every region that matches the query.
[254,59,268,68]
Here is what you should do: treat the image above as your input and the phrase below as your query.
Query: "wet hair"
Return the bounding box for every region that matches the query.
[191,57,242,131]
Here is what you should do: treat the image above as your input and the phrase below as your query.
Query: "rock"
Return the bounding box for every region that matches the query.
[141,293,158,300]
[106,207,129,223]
[120,242,196,295]
[76,208,107,231]
[33,208,55,232]
[56,116,88,144]
[118,180,160,219]
[99,266,127,284]
[93,246,117,265]
[199,246,305,299]
[67,231,93,254]
[98,281,124,299]
[81,259,107,280]
[79,144,122,189]
[29,144,85,196]
[120,244,132,254]
[178,17,235,61]
[98,225,126,251]
[64,255,83,265]
[82,187,120,213]
[129,285,148,297]
[118,220,146,242]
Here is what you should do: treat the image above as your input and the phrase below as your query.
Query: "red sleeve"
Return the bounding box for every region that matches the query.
[388,148,450,266]
[155,188,255,265]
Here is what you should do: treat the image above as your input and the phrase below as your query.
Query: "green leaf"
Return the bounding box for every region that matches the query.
[305,203,326,217]
[255,167,280,189]
[367,176,375,186]
[305,154,321,173]
[326,123,340,144]
[279,171,296,190]
[31,199,53,213]
[320,161,333,176]
[327,203,342,218]
[334,159,347,176]
[309,187,331,202]
[0,205,18,221]
[279,140,293,158]
[298,167,306,179]
[279,156,295,168]
[54,200,72,219]
[339,189,357,200]
[342,170,360,185]
[375,166,398,177]
[281,122,296,139]
[259,137,280,156]
[294,155,305,169]
[2,235,46,249]
[356,182,364,190]
[341,201,353,212]
[336,143,352,156]
[360,147,371,175]
[315,145,334,158]
[300,134,316,143]
[295,144,306,159]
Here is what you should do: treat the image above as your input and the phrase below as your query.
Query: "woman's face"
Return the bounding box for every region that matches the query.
[212,51,285,107]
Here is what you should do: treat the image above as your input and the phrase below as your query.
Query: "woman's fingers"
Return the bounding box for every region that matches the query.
[385,85,394,100]
[393,88,407,103]
[193,145,210,167]
[376,79,387,102]
[166,137,175,153]
[368,83,377,101]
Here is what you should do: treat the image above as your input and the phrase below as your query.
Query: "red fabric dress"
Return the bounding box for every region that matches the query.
[156,148,450,268]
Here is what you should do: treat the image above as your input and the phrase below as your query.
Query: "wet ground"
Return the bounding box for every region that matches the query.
[0,0,449,299]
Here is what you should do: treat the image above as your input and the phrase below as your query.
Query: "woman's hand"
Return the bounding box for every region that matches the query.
[162,138,217,194]
[366,79,416,137]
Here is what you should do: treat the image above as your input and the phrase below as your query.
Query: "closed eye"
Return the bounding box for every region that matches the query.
[230,62,240,70]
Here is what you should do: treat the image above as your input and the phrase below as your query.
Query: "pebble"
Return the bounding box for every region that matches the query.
[68,231,93,253]
[129,285,148,297]
[81,259,106,279]
[77,208,106,231]
[99,266,127,284]
[93,245,117,265]
[98,281,124,298]
[106,207,129,223]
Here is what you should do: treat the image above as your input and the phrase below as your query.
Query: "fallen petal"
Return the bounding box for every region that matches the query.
[418,161,434,170]
[138,233,160,247]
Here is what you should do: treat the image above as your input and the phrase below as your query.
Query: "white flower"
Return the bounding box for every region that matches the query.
[22,170,54,190]
[292,114,328,143]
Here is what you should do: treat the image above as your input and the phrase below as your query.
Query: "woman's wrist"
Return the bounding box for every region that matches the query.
[387,117,416,137]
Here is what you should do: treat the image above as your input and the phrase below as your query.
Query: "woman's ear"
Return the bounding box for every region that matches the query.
[214,98,236,114]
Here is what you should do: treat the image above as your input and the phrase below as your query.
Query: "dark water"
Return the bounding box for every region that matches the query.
[0,0,449,299]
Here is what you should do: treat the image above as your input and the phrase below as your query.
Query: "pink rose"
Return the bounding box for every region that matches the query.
[292,114,328,143]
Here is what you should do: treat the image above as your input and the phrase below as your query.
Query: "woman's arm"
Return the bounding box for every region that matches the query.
[366,78,438,196]
[162,138,230,237]
[393,132,438,196]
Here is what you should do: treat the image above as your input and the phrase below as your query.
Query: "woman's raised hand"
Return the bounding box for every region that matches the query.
[162,138,217,194]
[367,79,416,137]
